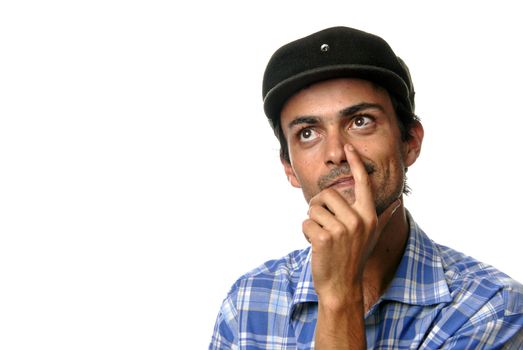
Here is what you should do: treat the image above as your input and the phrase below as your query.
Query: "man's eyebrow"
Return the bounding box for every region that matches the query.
[286,103,384,130]
[339,102,385,116]
[287,116,319,130]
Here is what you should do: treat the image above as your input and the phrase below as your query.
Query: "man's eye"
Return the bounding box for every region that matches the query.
[299,128,319,142]
[350,115,374,129]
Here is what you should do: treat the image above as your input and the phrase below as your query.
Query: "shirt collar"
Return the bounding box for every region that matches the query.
[381,212,452,305]
[291,212,452,312]
[291,247,317,308]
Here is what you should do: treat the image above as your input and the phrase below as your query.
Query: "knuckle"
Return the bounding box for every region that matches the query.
[302,219,313,232]
[330,222,346,236]
[347,218,363,232]
[308,205,320,217]
[309,192,324,205]
[323,187,339,199]
[316,232,332,246]
[316,188,336,202]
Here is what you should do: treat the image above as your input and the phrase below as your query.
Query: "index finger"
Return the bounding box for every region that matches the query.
[344,143,374,213]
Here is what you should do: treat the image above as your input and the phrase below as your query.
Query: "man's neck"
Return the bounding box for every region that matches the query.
[361,206,410,312]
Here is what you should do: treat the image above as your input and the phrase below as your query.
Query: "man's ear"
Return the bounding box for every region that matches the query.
[281,158,302,188]
[404,121,424,167]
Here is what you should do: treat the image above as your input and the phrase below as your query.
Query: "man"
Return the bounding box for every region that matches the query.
[209,26,523,349]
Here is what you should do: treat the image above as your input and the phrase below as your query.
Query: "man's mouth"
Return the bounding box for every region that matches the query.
[318,163,376,190]
[327,176,355,189]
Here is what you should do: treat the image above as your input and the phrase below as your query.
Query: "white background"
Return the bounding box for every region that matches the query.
[1,1,522,349]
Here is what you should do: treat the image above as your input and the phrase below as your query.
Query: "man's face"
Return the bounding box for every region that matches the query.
[280,78,422,214]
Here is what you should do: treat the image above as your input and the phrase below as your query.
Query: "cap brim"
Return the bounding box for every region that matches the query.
[263,64,410,126]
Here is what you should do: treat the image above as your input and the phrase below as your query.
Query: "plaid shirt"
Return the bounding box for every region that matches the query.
[210,214,523,349]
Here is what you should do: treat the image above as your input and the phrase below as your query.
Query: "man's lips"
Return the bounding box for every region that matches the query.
[327,176,355,189]
[318,163,375,190]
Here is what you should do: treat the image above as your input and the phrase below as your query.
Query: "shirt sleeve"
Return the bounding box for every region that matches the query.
[209,295,239,350]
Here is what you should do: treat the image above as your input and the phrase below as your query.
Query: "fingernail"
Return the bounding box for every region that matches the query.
[345,144,355,152]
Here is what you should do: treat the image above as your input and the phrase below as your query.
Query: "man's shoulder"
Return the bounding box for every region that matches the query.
[210,248,313,348]
[437,242,521,287]
[436,242,523,312]
[226,247,311,301]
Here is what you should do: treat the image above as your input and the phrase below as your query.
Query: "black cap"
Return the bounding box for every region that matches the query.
[262,26,415,129]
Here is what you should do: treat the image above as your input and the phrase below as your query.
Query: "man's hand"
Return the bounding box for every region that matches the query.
[303,144,400,349]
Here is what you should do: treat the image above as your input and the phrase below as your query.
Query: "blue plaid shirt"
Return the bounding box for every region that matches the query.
[210,214,523,349]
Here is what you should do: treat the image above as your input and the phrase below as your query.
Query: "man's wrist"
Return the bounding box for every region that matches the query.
[317,282,364,312]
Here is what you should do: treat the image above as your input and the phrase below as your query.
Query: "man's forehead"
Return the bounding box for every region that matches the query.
[281,78,392,117]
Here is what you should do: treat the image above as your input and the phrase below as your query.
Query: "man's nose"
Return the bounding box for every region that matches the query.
[324,130,348,166]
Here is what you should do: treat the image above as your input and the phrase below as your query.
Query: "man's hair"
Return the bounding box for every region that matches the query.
[274,91,419,193]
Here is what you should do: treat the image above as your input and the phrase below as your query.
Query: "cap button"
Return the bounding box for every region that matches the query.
[320,44,330,52]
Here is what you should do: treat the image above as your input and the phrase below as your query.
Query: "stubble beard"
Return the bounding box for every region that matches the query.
[317,162,404,216]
